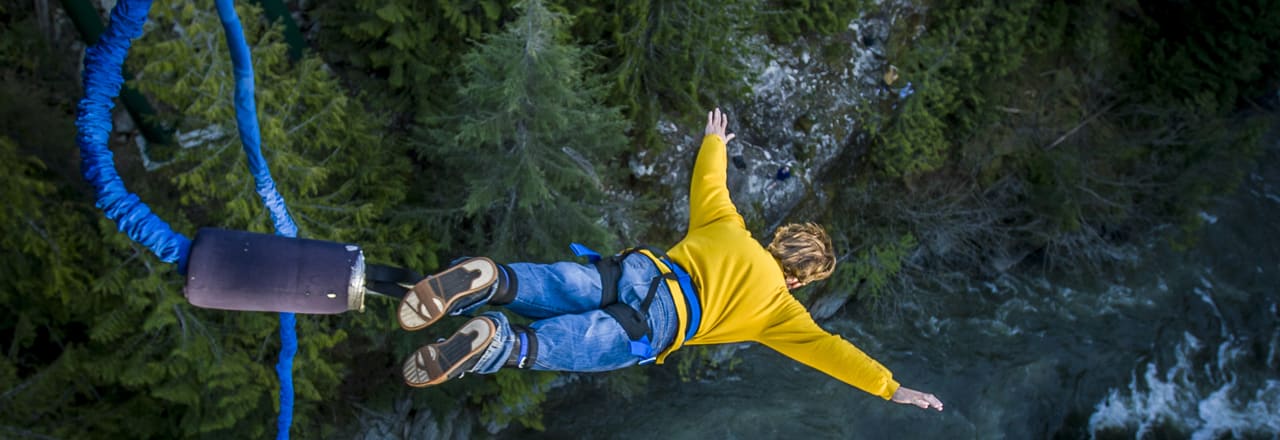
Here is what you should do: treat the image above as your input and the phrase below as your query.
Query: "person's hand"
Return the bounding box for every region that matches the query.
[705,108,736,144]
[891,386,944,411]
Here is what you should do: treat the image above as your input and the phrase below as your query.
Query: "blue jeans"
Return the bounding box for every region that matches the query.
[459,253,679,374]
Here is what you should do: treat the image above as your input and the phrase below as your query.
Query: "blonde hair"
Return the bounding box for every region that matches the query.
[767,222,836,285]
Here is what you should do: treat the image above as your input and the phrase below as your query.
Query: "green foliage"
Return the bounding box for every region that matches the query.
[419,0,628,261]
[1,127,256,438]
[592,367,650,401]
[828,232,917,306]
[470,370,557,430]
[870,0,1043,179]
[2,7,221,437]
[610,0,751,150]
[674,346,743,382]
[1122,0,1280,113]
[0,4,80,172]
[0,4,52,74]
[1,0,429,437]
[131,0,421,257]
[832,0,1276,295]
[1107,0,1280,244]
[125,1,428,435]
[960,0,1274,247]
[872,79,949,177]
[316,0,517,115]
[562,0,754,151]
[758,0,870,43]
[0,135,63,309]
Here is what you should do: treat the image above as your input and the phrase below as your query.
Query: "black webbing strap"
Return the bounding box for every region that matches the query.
[596,246,671,305]
[601,272,676,340]
[507,324,538,369]
[594,245,676,342]
[594,255,624,308]
[487,263,518,306]
[602,303,646,340]
[365,263,422,296]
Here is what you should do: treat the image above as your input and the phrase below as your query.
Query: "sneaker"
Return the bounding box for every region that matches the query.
[402,316,496,387]
[398,257,498,331]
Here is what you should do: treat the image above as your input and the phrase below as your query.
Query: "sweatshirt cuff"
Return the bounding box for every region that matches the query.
[879,378,901,400]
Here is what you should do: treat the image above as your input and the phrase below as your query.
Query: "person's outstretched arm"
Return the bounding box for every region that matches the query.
[689,108,742,230]
[760,300,945,411]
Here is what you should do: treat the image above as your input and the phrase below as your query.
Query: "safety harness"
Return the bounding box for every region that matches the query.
[570,243,701,364]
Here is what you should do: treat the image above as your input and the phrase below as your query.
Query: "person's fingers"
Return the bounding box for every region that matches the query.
[707,108,732,139]
[925,394,943,411]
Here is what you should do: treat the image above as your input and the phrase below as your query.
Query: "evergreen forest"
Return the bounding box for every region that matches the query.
[1,0,1277,437]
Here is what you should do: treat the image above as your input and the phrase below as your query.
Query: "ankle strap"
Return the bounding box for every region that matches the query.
[505,324,537,369]
[487,264,518,306]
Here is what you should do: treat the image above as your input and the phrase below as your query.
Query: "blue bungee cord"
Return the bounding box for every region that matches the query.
[76,0,191,265]
[76,0,299,438]
[213,0,299,239]
[211,1,300,437]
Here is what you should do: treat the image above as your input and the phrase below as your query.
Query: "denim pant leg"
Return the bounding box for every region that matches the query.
[471,309,639,373]
[504,261,605,318]
[468,254,680,374]
[451,260,601,317]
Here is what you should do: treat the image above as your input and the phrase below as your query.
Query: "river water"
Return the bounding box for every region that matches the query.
[502,143,1280,439]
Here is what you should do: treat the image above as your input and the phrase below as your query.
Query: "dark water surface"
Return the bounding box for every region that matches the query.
[503,145,1280,439]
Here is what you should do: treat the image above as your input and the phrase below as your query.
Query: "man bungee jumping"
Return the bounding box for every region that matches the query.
[398,108,944,411]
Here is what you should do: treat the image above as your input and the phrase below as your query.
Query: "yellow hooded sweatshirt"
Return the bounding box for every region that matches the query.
[649,134,900,400]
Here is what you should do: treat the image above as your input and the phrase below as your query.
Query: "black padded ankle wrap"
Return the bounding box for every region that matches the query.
[487,264,518,306]
[505,324,538,369]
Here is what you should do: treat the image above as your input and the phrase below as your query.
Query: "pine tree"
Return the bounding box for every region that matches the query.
[406,2,629,428]
[421,0,629,262]
[561,0,753,151]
